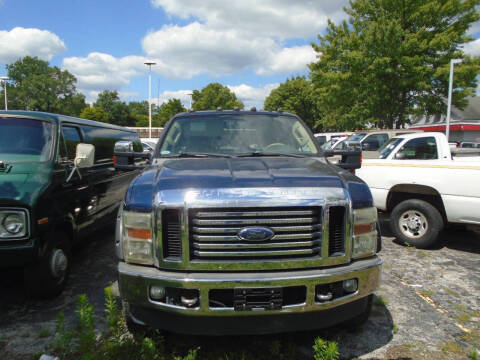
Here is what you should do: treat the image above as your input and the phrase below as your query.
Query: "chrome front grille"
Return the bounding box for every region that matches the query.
[189,207,322,260]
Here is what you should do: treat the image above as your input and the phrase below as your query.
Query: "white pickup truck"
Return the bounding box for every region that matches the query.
[356,132,480,248]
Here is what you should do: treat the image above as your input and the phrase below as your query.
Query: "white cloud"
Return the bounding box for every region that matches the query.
[157,89,193,108]
[256,46,317,75]
[228,83,279,109]
[142,22,274,78]
[62,52,147,93]
[151,0,348,39]
[142,23,315,78]
[463,38,480,56]
[0,27,66,64]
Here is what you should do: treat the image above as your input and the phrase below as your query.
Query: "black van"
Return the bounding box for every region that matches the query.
[0,110,143,297]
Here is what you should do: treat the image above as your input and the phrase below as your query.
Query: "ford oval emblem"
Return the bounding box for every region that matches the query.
[238,227,274,242]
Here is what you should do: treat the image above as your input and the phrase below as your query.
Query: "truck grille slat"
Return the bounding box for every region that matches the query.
[192,225,319,234]
[193,217,317,226]
[189,207,322,261]
[194,240,321,250]
[194,248,320,258]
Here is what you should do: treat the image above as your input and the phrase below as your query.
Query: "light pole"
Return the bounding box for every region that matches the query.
[144,61,156,138]
[187,92,193,110]
[446,59,462,142]
[0,76,8,110]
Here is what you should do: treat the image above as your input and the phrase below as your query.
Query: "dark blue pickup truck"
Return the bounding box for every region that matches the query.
[114,110,381,335]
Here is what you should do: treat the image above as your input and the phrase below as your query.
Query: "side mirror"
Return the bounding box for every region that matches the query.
[113,140,150,170]
[394,152,406,160]
[324,148,362,171]
[66,143,95,182]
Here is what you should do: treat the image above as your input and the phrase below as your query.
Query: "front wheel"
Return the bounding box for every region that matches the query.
[24,231,71,298]
[390,199,443,249]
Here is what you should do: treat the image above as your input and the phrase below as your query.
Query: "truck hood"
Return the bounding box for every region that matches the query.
[156,157,343,189]
[124,157,363,211]
[0,162,51,207]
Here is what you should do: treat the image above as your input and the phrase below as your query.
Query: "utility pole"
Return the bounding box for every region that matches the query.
[144,61,156,138]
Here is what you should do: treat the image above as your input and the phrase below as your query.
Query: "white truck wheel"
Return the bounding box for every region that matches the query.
[390,199,443,248]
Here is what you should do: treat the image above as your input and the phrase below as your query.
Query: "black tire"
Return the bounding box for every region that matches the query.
[24,230,71,298]
[390,199,443,249]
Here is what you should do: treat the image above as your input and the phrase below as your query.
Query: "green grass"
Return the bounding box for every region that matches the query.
[418,290,434,298]
[375,295,388,307]
[313,337,339,360]
[441,341,463,355]
[469,347,479,360]
[444,287,460,297]
[392,323,398,334]
[37,328,51,338]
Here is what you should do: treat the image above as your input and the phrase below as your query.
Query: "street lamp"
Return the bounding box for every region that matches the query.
[144,61,156,139]
[0,76,9,111]
[446,58,462,142]
[187,92,193,110]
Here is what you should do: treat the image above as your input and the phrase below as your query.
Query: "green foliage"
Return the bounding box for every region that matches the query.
[313,337,339,360]
[104,287,121,337]
[94,90,136,126]
[182,348,199,360]
[53,311,73,357]
[76,294,96,360]
[5,56,86,116]
[157,98,187,126]
[309,0,480,130]
[375,295,388,307]
[80,107,109,122]
[264,76,320,130]
[192,83,244,111]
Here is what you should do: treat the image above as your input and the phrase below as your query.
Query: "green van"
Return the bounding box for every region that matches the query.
[0,111,142,297]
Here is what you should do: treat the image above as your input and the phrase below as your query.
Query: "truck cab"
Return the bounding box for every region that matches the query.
[115,110,381,335]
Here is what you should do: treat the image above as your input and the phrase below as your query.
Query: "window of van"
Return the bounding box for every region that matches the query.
[60,126,82,161]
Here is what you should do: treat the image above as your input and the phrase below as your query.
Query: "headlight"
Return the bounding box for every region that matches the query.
[122,210,154,265]
[352,207,377,259]
[0,210,28,239]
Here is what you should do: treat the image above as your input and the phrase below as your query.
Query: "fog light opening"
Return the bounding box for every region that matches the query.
[342,279,358,293]
[150,285,166,301]
[181,295,199,308]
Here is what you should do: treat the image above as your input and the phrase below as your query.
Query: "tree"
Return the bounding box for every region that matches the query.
[79,107,109,122]
[5,56,86,116]
[264,76,319,130]
[94,90,136,126]
[309,0,480,129]
[192,83,244,111]
[157,98,187,126]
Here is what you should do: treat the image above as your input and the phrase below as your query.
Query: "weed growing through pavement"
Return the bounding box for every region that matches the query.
[392,323,398,334]
[375,295,388,307]
[38,328,51,338]
[313,337,339,360]
[469,347,479,360]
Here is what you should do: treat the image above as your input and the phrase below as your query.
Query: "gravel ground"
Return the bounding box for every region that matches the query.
[0,217,479,360]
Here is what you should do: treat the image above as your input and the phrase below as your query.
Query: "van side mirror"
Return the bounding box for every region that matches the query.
[66,143,95,182]
[114,140,150,170]
[394,152,406,159]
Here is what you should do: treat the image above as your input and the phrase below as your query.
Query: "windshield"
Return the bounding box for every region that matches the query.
[321,139,334,150]
[378,138,403,159]
[158,114,319,156]
[0,117,54,163]
[347,133,367,142]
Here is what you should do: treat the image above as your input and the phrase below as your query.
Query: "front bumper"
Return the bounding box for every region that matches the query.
[119,256,382,335]
[0,238,36,267]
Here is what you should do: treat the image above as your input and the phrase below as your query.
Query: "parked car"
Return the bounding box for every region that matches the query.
[314,132,352,145]
[346,129,420,152]
[356,132,480,248]
[114,109,381,335]
[459,141,480,148]
[141,140,157,153]
[0,110,142,297]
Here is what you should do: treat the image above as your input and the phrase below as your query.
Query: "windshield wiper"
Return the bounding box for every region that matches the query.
[235,151,306,158]
[162,152,233,158]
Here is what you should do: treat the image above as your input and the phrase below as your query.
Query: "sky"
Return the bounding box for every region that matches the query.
[0,0,479,109]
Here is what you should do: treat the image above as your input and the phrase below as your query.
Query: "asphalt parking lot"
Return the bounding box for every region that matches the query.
[0,218,479,360]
